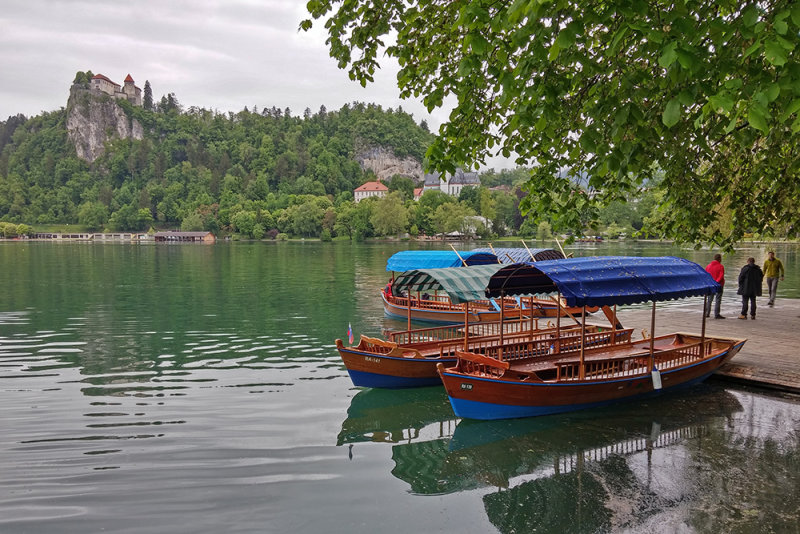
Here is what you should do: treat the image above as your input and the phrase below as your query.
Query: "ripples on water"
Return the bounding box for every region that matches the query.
[1,243,799,533]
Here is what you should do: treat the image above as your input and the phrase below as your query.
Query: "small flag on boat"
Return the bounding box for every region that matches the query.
[347,323,354,345]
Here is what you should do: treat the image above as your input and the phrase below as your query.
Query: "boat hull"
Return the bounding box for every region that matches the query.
[382,292,590,325]
[338,344,453,388]
[438,339,746,420]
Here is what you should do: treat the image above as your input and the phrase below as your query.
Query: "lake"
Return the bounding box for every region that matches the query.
[1,240,798,533]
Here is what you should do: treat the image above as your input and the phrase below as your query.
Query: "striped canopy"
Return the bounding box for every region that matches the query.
[472,247,564,263]
[391,264,506,304]
[486,256,720,307]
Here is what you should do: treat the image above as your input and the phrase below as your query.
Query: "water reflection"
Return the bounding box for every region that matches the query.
[341,382,800,532]
[337,387,456,446]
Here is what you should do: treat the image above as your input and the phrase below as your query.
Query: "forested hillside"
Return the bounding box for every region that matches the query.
[0,84,435,236]
[0,74,662,241]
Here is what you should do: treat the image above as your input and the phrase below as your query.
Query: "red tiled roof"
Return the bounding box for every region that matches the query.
[413,188,423,197]
[354,181,388,192]
[124,74,134,83]
[92,74,119,87]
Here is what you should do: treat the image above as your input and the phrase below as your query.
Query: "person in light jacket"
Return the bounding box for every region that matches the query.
[762,251,785,306]
[737,257,763,320]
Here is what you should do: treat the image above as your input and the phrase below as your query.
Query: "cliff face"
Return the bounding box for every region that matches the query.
[66,86,144,163]
[355,146,424,183]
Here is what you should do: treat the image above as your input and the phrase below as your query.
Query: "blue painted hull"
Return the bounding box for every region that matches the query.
[346,369,444,389]
[446,371,715,420]
[440,340,745,420]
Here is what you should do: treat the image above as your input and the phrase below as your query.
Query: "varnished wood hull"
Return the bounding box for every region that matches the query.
[382,292,591,325]
[438,335,746,420]
[337,340,452,388]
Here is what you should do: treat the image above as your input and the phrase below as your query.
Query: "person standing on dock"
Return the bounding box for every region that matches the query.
[762,251,785,306]
[738,257,764,320]
[704,254,726,319]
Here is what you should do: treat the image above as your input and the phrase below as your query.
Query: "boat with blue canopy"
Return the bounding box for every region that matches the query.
[437,256,747,420]
[337,264,629,388]
[381,248,591,324]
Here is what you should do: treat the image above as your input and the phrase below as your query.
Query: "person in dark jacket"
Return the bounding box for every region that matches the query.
[737,257,763,320]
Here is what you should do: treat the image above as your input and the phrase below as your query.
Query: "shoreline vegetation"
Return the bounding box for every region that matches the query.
[2,230,796,249]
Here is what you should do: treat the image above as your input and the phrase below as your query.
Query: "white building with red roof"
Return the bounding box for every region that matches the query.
[90,73,142,106]
[354,181,389,203]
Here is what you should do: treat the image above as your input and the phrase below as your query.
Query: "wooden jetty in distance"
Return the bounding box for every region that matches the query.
[617,299,800,394]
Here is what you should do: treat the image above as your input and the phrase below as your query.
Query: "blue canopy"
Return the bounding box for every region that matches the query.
[485,256,720,307]
[472,247,564,263]
[386,250,498,271]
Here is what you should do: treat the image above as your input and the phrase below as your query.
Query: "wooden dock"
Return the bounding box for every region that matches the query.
[614,298,800,394]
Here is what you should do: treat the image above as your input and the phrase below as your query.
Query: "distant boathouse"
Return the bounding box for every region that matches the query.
[29,232,215,243]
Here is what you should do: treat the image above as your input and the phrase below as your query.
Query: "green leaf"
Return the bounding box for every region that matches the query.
[748,104,769,133]
[780,99,800,121]
[792,116,800,134]
[658,42,678,68]
[765,40,788,65]
[662,98,681,127]
[743,41,761,59]
[775,19,788,35]
[766,83,780,102]
[792,5,800,27]
[548,42,560,61]
[709,93,735,114]
[742,5,759,26]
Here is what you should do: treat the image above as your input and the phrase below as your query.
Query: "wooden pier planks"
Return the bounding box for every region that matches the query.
[617,299,800,394]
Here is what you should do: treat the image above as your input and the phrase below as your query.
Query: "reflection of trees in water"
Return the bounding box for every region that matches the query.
[337,387,456,446]
[684,392,800,533]
[483,426,704,533]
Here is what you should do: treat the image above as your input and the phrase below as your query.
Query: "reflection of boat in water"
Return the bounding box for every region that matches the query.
[439,257,747,419]
[388,387,743,497]
[337,387,455,446]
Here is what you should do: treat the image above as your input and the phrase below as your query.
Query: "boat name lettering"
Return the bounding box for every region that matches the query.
[460,383,473,391]
[365,356,381,364]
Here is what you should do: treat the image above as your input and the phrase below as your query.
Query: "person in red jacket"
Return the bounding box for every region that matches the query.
[705,253,726,319]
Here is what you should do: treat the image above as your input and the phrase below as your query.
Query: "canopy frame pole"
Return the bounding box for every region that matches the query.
[555,291,562,354]
[648,301,656,372]
[448,244,468,267]
[463,302,469,351]
[700,295,707,357]
[499,290,505,361]
[612,305,617,346]
[407,288,412,331]
[521,240,535,261]
[579,305,587,379]
[555,236,567,258]
[530,296,536,342]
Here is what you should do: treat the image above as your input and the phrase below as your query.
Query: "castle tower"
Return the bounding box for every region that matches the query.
[123,74,142,106]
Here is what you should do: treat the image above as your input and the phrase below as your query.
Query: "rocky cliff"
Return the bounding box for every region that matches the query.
[66,85,144,163]
[355,146,424,183]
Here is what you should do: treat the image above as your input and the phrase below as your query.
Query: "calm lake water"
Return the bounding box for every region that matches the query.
[1,240,798,533]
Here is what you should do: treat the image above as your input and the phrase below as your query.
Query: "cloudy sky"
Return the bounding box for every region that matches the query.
[1,0,514,168]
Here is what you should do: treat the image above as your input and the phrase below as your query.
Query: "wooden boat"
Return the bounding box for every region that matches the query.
[437,256,747,420]
[337,263,629,388]
[383,249,595,325]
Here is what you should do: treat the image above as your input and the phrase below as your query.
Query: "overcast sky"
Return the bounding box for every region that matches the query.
[0,0,515,169]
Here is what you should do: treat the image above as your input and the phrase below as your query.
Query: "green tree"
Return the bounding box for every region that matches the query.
[431,202,475,235]
[304,1,800,249]
[370,192,409,236]
[143,81,153,111]
[77,201,109,231]
[181,211,205,231]
[387,175,415,200]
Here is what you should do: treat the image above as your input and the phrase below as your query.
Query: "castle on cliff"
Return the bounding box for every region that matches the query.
[90,73,142,106]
